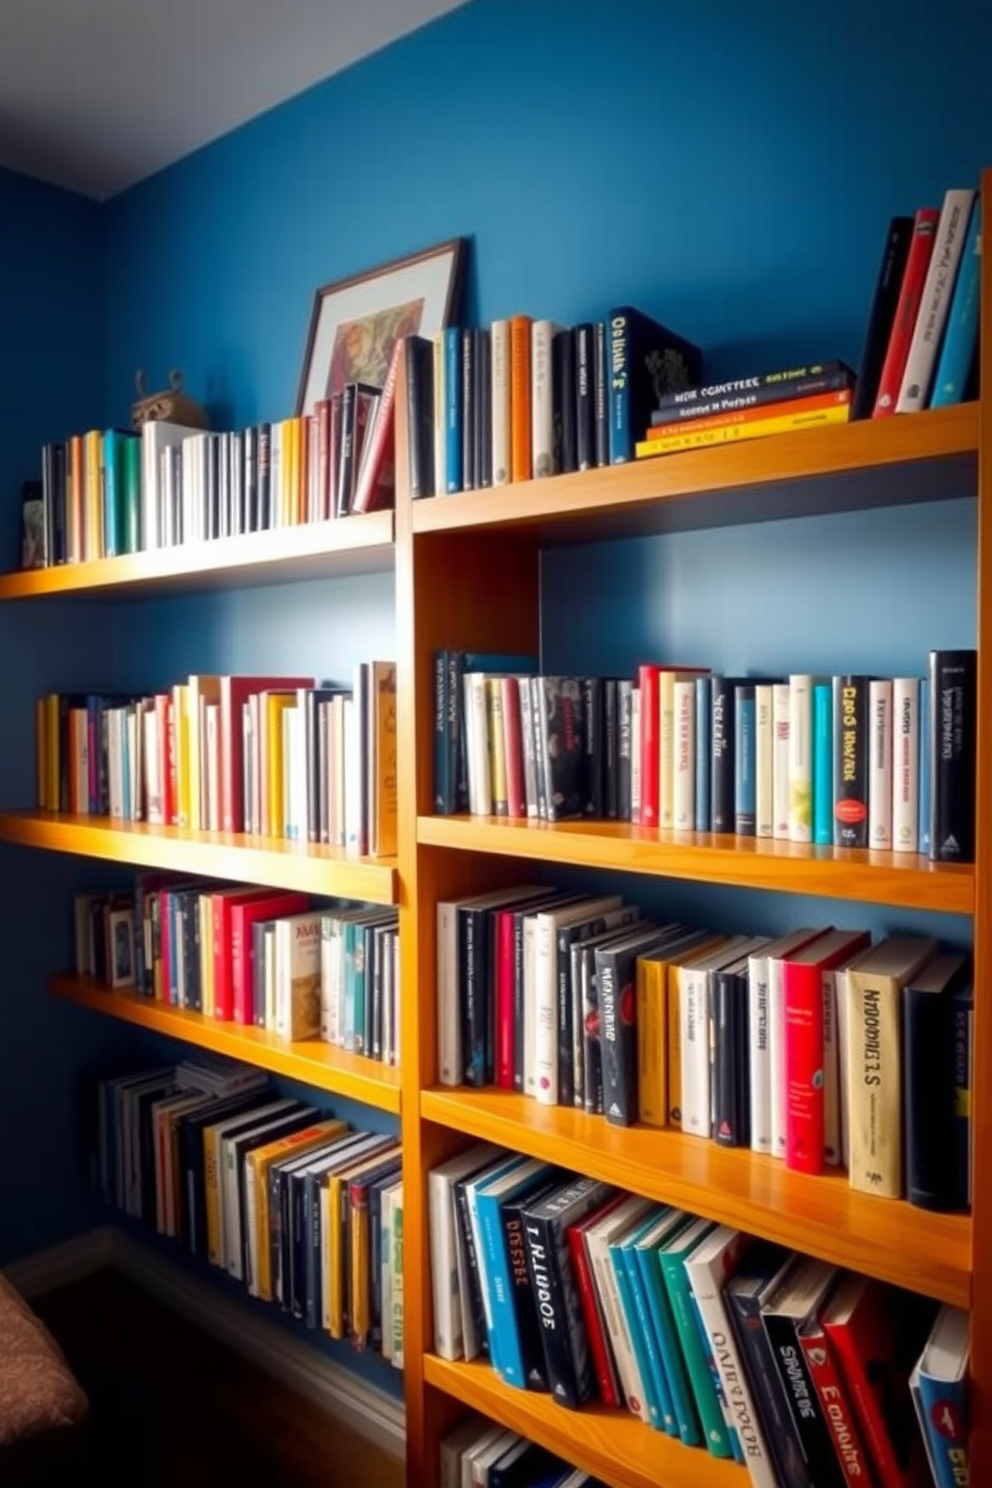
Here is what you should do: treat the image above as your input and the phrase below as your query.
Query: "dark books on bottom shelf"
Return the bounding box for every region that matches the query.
[429,1146,970,1488]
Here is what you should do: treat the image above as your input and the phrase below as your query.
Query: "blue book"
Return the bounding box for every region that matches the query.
[617,1212,679,1435]
[930,197,981,408]
[733,684,755,835]
[694,677,711,832]
[608,1229,663,1429]
[913,1305,970,1488]
[918,677,931,854]
[812,682,833,845]
[444,326,463,493]
[633,1209,701,1445]
[473,1156,552,1388]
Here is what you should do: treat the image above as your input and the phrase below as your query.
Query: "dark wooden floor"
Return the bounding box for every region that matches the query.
[33,1269,405,1488]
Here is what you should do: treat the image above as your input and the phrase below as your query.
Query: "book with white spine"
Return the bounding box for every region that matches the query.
[891,676,920,852]
[896,187,977,413]
[672,676,697,829]
[531,319,564,477]
[491,319,511,486]
[755,682,774,837]
[772,681,791,839]
[533,894,622,1106]
[748,927,823,1155]
[680,936,755,1139]
[428,1142,502,1360]
[868,677,893,849]
[787,673,814,843]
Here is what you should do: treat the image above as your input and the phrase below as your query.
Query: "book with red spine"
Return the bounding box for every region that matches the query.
[352,339,402,515]
[782,929,870,1173]
[500,674,526,819]
[872,207,941,417]
[566,1193,628,1409]
[230,890,310,1025]
[637,664,661,827]
[211,886,277,1021]
[797,1300,874,1484]
[494,904,519,1089]
[219,675,314,833]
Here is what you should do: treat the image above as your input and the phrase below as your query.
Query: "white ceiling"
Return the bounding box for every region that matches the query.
[0,0,466,200]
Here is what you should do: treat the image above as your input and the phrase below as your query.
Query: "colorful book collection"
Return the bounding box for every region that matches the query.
[434,649,977,867]
[35,661,397,858]
[440,1417,606,1488]
[403,307,703,496]
[75,876,400,1059]
[96,1058,403,1361]
[429,1146,970,1488]
[437,886,973,1212]
[26,361,399,569]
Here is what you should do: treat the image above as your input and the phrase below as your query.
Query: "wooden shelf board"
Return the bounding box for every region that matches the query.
[411,404,978,543]
[421,1088,971,1308]
[424,1355,745,1488]
[0,812,397,904]
[417,816,974,915]
[0,511,395,601]
[50,975,401,1112]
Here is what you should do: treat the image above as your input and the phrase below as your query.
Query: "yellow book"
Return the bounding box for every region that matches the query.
[84,428,103,559]
[635,400,850,458]
[371,662,398,856]
[638,932,722,1127]
[248,1119,346,1302]
[172,684,190,826]
[265,692,296,838]
[485,677,509,816]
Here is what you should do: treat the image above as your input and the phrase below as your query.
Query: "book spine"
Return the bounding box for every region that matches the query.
[873,208,941,415]
[491,319,511,486]
[655,360,853,418]
[522,1211,587,1408]
[574,323,595,471]
[772,682,791,840]
[953,985,973,1209]
[832,675,869,847]
[461,327,475,492]
[713,971,748,1147]
[748,954,772,1154]
[798,1324,873,1484]
[931,195,982,408]
[896,188,976,413]
[694,676,712,832]
[867,679,893,849]
[727,1285,814,1488]
[755,683,774,838]
[637,665,661,828]
[710,676,735,833]
[510,315,533,483]
[680,966,711,1139]
[597,944,639,1127]
[890,677,920,852]
[851,217,915,419]
[531,320,557,477]
[444,327,463,494]
[764,1312,846,1488]
[734,684,756,836]
[555,326,576,475]
[904,984,957,1210]
[673,677,696,830]
[847,973,904,1197]
[784,962,825,1174]
[917,1367,970,1488]
[593,321,609,467]
[660,1247,731,1456]
[928,649,977,862]
[788,675,814,843]
[812,682,833,846]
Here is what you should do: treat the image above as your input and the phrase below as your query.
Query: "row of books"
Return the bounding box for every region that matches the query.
[36,662,398,857]
[75,877,400,1059]
[27,369,399,569]
[440,1416,605,1488]
[403,306,702,496]
[437,882,972,1209]
[96,1060,404,1359]
[429,1145,969,1488]
[435,649,977,865]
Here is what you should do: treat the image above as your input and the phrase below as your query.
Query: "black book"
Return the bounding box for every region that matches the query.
[616,679,634,820]
[928,648,977,862]
[462,327,475,492]
[534,675,586,822]
[453,1174,490,1360]
[761,1257,845,1488]
[404,334,435,498]
[581,674,603,817]
[597,923,674,1126]
[832,674,871,848]
[851,217,914,420]
[726,1244,814,1488]
[257,421,272,528]
[592,320,609,467]
[734,681,757,836]
[606,304,703,463]
[713,959,751,1147]
[557,905,641,1109]
[574,323,596,471]
[500,1176,561,1390]
[52,443,68,564]
[603,678,619,820]
[903,952,971,1210]
[522,1176,612,1408]
[554,326,577,475]
[953,984,973,1209]
[710,674,748,833]
[178,1090,271,1257]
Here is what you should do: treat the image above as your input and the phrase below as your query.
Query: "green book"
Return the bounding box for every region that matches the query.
[657,1215,731,1457]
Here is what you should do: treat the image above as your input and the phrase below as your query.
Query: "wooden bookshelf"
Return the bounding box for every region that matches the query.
[0,812,397,904]
[411,401,979,544]
[421,1087,971,1308]
[423,1355,746,1488]
[417,815,974,914]
[50,974,402,1112]
[0,509,394,600]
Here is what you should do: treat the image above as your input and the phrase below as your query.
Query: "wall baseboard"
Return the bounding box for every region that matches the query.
[5,1226,114,1298]
[6,1226,405,1461]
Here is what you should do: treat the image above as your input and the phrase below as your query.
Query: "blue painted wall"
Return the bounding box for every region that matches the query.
[5,0,991,1271]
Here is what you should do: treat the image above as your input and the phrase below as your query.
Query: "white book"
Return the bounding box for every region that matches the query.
[754,683,774,837]
[772,681,791,839]
[491,318,512,486]
[432,329,447,498]
[680,936,754,1138]
[141,419,197,551]
[533,894,622,1106]
[787,673,814,842]
[748,927,822,1155]
[891,677,920,853]
[345,664,368,854]
[684,1225,779,1488]
[471,1429,519,1486]
[896,188,977,413]
[428,1143,502,1361]
[672,677,697,829]
[143,707,163,824]
[531,319,563,477]
[584,1195,655,1422]
[460,1424,512,1488]
[868,678,893,849]
[631,686,641,823]
[462,672,491,816]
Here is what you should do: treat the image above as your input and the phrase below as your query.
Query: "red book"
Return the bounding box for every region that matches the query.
[567,1195,628,1409]
[230,890,310,1025]
[211,886,276,1021]
[872,208,940,417]
[494,906,519,1089]
[351,339,401,515]
[500,674,526,820]
[637,664,661,827]
[218,675,313,833]
[823,1274,934,1488]
[783,928,870,1173]
[797,1304,874,1484]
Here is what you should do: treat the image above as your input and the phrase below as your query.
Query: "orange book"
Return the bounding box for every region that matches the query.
[643,387,852,442]
[510,314,533,482]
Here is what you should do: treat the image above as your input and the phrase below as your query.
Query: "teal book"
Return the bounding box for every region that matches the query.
[657,1216,733,1457]
[634,1210,700,1445]
[813,682,833,845]
[615,1209,679,1435]
[930,196,981,408]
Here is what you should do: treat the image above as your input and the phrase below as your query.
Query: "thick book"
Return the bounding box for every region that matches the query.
[606,305,703,463]
[896,187,976,413]
[927,648,977,863]
[760,1256,846,1488]
[903,952,971,1210]
[872,208,940,416]
[911,1304,970,1488]
[931,195,981,408]
[796,1297,874,1485]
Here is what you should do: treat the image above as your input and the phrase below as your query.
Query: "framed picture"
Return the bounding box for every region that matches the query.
[296,237,467,416]
[108,907,136,990]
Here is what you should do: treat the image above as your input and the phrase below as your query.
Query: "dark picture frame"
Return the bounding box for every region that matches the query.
[296,237,467,417]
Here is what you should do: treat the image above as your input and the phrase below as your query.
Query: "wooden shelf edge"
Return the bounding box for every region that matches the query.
[0,510,395,600]
[423,1355,745,1488]
[0,812,398,904]
[50,975,402,1113]
[416,816,974,914]
[411,403,979,537]
[421,1088,971,1309]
